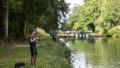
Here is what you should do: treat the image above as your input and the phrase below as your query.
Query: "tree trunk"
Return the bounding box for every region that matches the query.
[5,0,8,37]
[20,0,26,36]
[0,0,8,38]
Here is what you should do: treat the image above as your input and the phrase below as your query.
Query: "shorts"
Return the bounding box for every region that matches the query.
[30,46,38,57]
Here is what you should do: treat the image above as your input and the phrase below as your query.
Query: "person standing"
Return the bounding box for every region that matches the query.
[29,29,38,65]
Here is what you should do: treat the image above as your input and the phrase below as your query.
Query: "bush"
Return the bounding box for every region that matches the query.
[98,28,108,34]
[35,28,50,39]
[108,26,120,38]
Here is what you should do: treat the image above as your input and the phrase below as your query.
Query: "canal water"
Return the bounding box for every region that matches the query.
[61,38,120,68]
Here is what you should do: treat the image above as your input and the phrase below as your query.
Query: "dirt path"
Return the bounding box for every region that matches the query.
[0,44,41,58]
[0,45,16,58]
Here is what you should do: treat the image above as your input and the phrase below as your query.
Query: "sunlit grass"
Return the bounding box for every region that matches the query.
[0,39,71,68]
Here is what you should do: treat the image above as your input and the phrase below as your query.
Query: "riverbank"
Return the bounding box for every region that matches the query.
[0,38,72,68]
[57,33,111,38]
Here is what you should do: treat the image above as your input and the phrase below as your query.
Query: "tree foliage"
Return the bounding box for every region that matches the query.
[0,0,69,38]
[64,0,120,34]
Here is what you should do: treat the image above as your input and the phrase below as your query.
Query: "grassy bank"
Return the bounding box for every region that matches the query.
[0,39,72,68]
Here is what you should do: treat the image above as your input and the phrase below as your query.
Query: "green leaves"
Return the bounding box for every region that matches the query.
[25,0,69,32]
[64,0,120,34]
[1,0,69,37]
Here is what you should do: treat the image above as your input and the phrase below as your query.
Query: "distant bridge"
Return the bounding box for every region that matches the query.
[63,31,110,38]
[78,32,91,38]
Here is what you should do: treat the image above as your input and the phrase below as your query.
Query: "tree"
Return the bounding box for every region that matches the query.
[0,0,69,38]
[64,0,120,34]
[0,0,8,37]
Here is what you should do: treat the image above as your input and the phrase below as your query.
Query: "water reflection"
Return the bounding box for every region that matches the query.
[66,38,120,68]
[71,52,87,68]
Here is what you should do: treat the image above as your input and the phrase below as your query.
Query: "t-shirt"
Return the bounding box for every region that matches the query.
[29,35,36,47]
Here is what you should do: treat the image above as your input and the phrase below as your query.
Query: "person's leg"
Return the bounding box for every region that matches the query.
[30,47,35,65]
[34,47,38,65]
[31,56,35,65]
[34,55,37,65]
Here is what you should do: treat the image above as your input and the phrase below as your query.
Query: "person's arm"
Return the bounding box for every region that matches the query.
[30,38,36,42]
[30,36,37,43]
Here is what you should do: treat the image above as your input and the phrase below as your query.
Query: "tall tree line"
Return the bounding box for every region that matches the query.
[64,0,120,33]
[0,0,68,38]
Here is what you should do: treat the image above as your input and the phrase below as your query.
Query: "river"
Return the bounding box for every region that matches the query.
[60,38,120,68]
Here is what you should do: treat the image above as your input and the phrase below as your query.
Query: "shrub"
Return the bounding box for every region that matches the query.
[108,26,120,38]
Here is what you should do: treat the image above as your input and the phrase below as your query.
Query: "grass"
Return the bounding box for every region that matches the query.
[0,39,72,68]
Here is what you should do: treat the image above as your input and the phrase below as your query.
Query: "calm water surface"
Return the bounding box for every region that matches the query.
[63,38,120,68]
